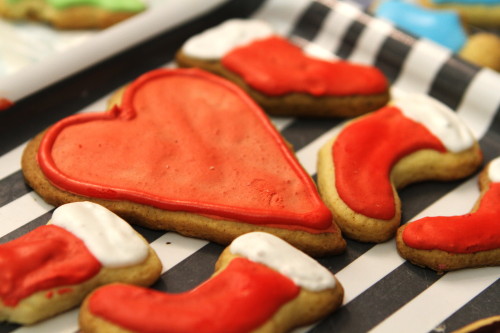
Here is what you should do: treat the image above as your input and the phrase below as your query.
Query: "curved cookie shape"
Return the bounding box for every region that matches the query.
[317,93,482,242]
[397,157,500,272]
[451,315,500,333]
[0,201,161,325]
[176,19,390,118]
[22,68,346,256]
[0,0,146,29]
[79,232,344,333]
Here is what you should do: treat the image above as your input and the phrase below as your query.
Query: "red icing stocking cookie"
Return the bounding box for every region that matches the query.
[22,68,346,256]
[79,232,344,333]
[176,19,390,118]
[0,201,161,325]
[317,93,483,243]
[397,157,500,272]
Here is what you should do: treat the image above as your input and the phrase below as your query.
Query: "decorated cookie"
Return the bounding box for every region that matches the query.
[374,0,500,71]
[0,201,162,325]
[317,93,483,243]
[79,232,344,333]
[21,68,346,256]
[419,0,500,28]
[451,315,500,333]
[396,157,500,272]
[176,19,390,118]
[0,0,146,29]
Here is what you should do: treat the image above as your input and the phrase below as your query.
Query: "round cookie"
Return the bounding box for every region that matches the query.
[78,232,344,333]
[396,157,500,272]
[176,19,390,118]
[317,93,483,243]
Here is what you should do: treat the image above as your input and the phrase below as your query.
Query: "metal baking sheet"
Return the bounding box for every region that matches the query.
[0,0,499,332]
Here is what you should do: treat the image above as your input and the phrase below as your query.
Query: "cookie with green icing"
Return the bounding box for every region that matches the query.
[0,0,146,29]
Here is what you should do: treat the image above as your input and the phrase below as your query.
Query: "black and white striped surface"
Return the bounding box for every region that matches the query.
[0,0,499,332]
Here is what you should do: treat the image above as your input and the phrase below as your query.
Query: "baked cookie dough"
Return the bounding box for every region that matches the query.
[79,232,344,333]
[176,19,390,118]
[22,68,346,257]
[0,201,162,325]
[0,0,146,29]
[317,93,483,243]
[397,157,500,272]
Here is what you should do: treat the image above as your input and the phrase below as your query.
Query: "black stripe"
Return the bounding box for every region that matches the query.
[428,56,481,110]
[280,117,343,151]
[374,30,415,82]
[0,170,31,208]
[311,262,442,333]
[435,280,500,333]
[151,242,224,293]
[336,19,367,59]
[289,1,331,41]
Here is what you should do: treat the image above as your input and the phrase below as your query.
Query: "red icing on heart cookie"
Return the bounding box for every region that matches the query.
[88,258,299,333]
[402,182,500,253]
[333,106,447,220]
[0,225,101,306]
[221,36,388,97]
[38,68,332,230]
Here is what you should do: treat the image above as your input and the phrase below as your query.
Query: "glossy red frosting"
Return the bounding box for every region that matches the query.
[0,225,101,306]
[89,258,299,333]
[0,98,13,111]
[333,106,446,220]
[38,69,333,231]
[402,183,500,253]
[221,36,388,96]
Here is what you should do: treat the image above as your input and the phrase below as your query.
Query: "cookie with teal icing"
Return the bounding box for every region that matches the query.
[0,0,146,29]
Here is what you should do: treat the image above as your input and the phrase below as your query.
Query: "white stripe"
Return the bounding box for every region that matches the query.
[457,68,500,139]
[0,143,26,180]
[369,267,500,333]
[348,17,393,65]
[251,0,312,36]
[0,192,53,238]
[150,232,209,273]
[312,2,360,54]
[393,39,451,95]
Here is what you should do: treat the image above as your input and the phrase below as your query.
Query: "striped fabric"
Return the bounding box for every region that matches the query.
[0,0,499,332]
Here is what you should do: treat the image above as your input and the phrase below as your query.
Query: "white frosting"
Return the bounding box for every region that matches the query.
[488,157,500,183]
[182,19,274,60]
[393,93,475,153]
[51,201,149,268]
[229,232,335,291]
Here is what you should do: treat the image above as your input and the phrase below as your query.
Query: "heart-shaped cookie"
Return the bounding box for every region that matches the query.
[23,68,345,256]
[397,158,500,272]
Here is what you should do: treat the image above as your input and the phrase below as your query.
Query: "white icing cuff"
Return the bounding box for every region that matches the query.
[488,157,500,183]
[182,19,274,60]
[392,92,475,153]
[51,201,149,268]
[230,232,336,291]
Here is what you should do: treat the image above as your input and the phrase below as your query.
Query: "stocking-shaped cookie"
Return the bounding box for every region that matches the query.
[317,93,482,242]
[22,68,345,256]
[79,232,344,333]
[176,19,390,117]
[0,201,161,324]
[397,157,500,272]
